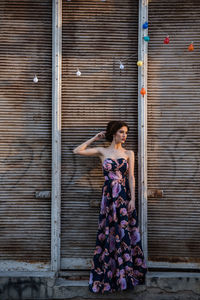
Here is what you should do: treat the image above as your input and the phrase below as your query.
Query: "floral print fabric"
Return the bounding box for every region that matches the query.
[88,158,148,294]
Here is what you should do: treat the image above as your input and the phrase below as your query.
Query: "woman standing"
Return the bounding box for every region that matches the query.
[73,120,148,294]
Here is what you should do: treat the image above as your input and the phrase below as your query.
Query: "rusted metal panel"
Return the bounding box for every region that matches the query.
[61,0,139,269]
[148,0,200,267]
[0,0,52,265]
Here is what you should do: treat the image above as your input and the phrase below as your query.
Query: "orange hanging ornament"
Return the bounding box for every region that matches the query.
[140,87,146,96]
[188,42,194,51]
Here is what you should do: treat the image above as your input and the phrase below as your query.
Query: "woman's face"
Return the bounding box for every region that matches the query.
[114,126,128,143]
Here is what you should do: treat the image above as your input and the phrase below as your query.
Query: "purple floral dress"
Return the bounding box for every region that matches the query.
[88,158,148,294]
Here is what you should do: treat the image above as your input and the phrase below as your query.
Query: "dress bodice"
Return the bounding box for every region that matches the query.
[102,158,129,184]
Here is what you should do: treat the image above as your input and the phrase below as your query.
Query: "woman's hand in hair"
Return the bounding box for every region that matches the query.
[94,131,106,141]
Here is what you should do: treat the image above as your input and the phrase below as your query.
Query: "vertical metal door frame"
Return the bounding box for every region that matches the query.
[138,0,148,266]
[51,0,62,272]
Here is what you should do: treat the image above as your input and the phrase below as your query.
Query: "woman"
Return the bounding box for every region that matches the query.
[73,120,148,294]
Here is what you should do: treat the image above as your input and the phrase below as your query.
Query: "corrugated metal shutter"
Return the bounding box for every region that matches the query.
[61,0,139,269]
[0,1,52,263]
[148,0,200,265]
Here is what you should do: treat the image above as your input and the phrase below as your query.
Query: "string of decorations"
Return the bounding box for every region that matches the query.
[33,20,195,99]
[140,21,195,96]
[75,53,139,76]
[32,53,138,84]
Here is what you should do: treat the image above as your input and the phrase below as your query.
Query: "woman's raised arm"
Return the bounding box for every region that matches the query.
[73,131,105,156]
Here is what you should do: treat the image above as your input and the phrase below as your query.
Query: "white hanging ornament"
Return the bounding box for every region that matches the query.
[76,68,81,76]
[33,74,38,83]
[119,60,125,70]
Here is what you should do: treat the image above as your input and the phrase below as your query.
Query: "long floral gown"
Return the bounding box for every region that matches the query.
[88,157,148,294]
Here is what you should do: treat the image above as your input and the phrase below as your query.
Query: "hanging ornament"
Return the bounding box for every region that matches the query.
[33,74,38,83]
[76,68,81,76]
[143,22,148,29]
[188,42,194,51]
[137,60,143,67]
[144,36,150,42]
[140,87,146,96]
[119,60,125,70]
[164,35,170,44]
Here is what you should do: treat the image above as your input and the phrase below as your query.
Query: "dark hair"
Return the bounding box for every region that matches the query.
[105,120,129,142]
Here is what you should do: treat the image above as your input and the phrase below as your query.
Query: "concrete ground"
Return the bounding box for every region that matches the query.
[0,270,200,300]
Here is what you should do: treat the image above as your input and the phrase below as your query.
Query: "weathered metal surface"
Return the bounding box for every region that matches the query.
[61,0,139,268]
[148,0,200,266]
[0,0,52,265]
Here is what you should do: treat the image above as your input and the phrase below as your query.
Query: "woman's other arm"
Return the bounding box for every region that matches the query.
[128,150,136,211]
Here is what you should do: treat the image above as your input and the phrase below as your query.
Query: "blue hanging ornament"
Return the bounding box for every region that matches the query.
[143,22,148,29]
[144,36,150,42]
[119,60,124,70]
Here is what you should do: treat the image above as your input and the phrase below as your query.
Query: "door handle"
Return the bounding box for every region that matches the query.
[147,189,164,198]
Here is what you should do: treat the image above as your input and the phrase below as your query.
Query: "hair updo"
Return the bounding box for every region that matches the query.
[105,120,129,142]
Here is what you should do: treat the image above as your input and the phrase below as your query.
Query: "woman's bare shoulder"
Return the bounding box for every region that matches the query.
[98,146,108,156]
[126,149,134,154]
[98,146,112,161]
[126,150,135,160]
